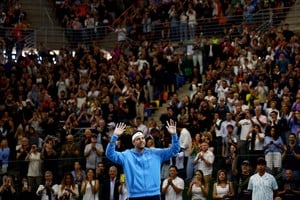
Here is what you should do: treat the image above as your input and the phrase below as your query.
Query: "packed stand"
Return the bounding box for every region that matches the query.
[0,1,300,200]
[52,0,133,46]
[51,0,296,45]
[119,0,296,42]
[0,0,30,62]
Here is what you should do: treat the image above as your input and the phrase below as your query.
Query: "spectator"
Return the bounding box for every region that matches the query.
[84,133,104,170]
[16,137,30,179]
[192,34,205,75]
[251,106,267,133]
[71,161,86,188]
[0,138,10,175]
[276,168,300,200]
[17,176,34,200]
[179,9,188,42]
[237,110,253,156]
[243,0,256,23]
[102,165,119,200]
[0,175,16,199]
[187,133,201,181]
[263,126,284,174]
[36,171,58,200]
[118,173,128,200]
[186,3,197,40]
[81,168,100,200]
[224,144,239,181]
[187,169,208,200]
[25,143,43,190]
[247,157,278,200]
[60,134,80,174]
[178,123,192,180]
[167,4,177,40]
[146,136,155,148]
[95,161,107,198]
[161,165,185,200]
[194,141,215,184]
[57,173,79,200]
[246,123,265,166]
[212,169,235,200]
[234,160,253,200]
[41,137,58,177]
[282,133,300,181]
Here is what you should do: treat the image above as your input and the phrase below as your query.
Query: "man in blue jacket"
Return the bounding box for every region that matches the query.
[105,120,180,200]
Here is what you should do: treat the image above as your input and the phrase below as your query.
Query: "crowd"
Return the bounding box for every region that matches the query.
[51,0,297,44]
[0,0,300,200]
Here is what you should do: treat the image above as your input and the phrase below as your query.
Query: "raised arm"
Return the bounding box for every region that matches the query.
[160,120,180,161]
[105,123,127,164]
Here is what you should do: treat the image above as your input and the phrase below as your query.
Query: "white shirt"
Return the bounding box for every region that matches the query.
[194,150,215,176]
[57,184,79,200]
[84,143,104,169]
[110,178,116,200]
[27,152,42,177]
[191,184,207,200]
[220,120,237,138]
[251,115,267,132]
[137,124,148,136]
[248,172,278,200]
[179,128,192,157]
[36,184,58,200]
[238,119,252,141]
[162,176,184,200]
[248,133,265,150]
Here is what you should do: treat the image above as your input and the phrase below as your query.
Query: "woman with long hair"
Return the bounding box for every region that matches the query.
[246,123,265,166]
[81,168,99,200]
[187,169,208,200]
[186,133,201,180]
[57,173,79,200]
[212,169,235,200]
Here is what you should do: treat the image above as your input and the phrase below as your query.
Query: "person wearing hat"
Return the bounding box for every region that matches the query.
[234,160,253,200]
[247,157,278,200]
[105,120,180,200]
[84,133,104,170]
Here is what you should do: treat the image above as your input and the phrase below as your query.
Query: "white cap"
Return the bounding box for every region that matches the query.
[132,131,144,141]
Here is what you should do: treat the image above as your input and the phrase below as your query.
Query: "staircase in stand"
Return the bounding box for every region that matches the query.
[21,0,67,49]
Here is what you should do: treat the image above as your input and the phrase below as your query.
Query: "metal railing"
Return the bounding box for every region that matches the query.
[1,5,299,51]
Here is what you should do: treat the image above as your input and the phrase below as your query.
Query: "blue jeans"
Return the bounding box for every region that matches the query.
[179,22,187,41]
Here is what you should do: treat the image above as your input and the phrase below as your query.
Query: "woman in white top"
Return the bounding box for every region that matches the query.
[187,170,208,200]
[57,173,79,200]
[25,143,43,188]
[212,169,235,200]
[246,123,265,165]
[81,168,100,200]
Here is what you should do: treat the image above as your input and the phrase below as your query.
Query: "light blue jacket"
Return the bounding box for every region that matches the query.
[105,134,180,198]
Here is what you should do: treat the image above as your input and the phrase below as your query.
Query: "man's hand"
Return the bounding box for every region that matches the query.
[167,178,173,185]
[114,123,126,136]
[166,120,177,135]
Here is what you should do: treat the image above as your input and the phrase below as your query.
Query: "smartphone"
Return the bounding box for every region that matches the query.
[120,174,125,183]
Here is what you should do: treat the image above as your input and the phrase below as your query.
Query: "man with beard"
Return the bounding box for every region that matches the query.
[105,120,180,200]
